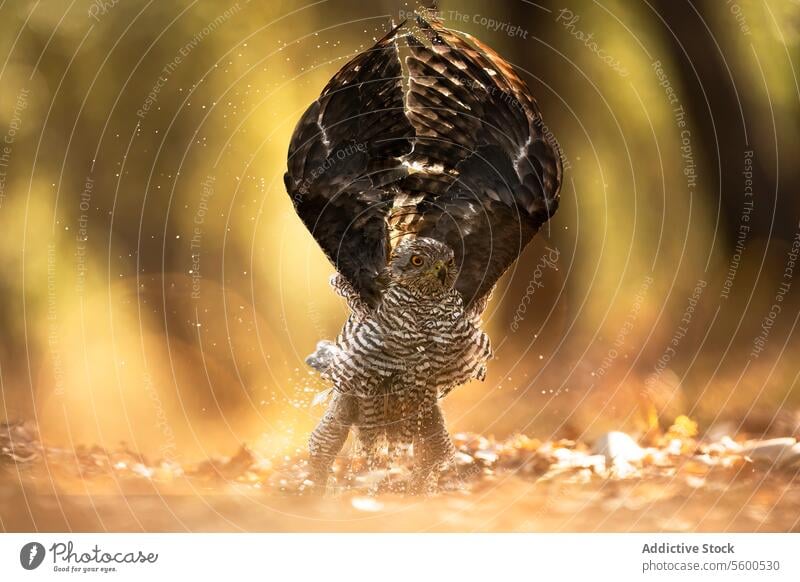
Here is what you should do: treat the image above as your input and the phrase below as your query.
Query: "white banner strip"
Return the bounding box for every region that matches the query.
[1,533,798,581]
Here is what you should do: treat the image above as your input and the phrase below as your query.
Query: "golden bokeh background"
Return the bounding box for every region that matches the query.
[0,0,798,467]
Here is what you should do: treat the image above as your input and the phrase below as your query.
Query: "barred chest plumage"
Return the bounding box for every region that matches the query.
[330,284,490,403]
[377,286,469,354]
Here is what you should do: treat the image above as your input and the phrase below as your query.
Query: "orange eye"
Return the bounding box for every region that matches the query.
[410,255,424,267]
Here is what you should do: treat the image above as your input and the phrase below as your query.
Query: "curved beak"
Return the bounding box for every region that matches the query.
[431,260,447,284]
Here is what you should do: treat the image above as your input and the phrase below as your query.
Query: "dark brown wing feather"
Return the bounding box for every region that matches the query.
[285,16,562,309]
[284,24,413,308]
[391,15,562,308]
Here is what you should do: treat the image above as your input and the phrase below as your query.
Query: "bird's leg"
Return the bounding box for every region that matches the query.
[355,426,385,494]
[307,392,355,492]
[410,403,455,494]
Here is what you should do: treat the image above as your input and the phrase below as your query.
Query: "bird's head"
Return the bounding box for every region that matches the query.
[388,237,456,296]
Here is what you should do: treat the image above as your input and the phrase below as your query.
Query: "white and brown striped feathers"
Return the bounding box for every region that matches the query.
[309,237,491,446]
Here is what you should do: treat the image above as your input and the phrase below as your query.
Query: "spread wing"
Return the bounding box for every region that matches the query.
[391,16,563,309]
[285,15,562,310]
[284,24,414,309]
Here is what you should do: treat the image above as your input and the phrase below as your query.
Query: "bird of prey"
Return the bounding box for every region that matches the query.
[284,14,562,491]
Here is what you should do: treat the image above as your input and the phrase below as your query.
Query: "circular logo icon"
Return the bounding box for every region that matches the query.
[19,542,46,570]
